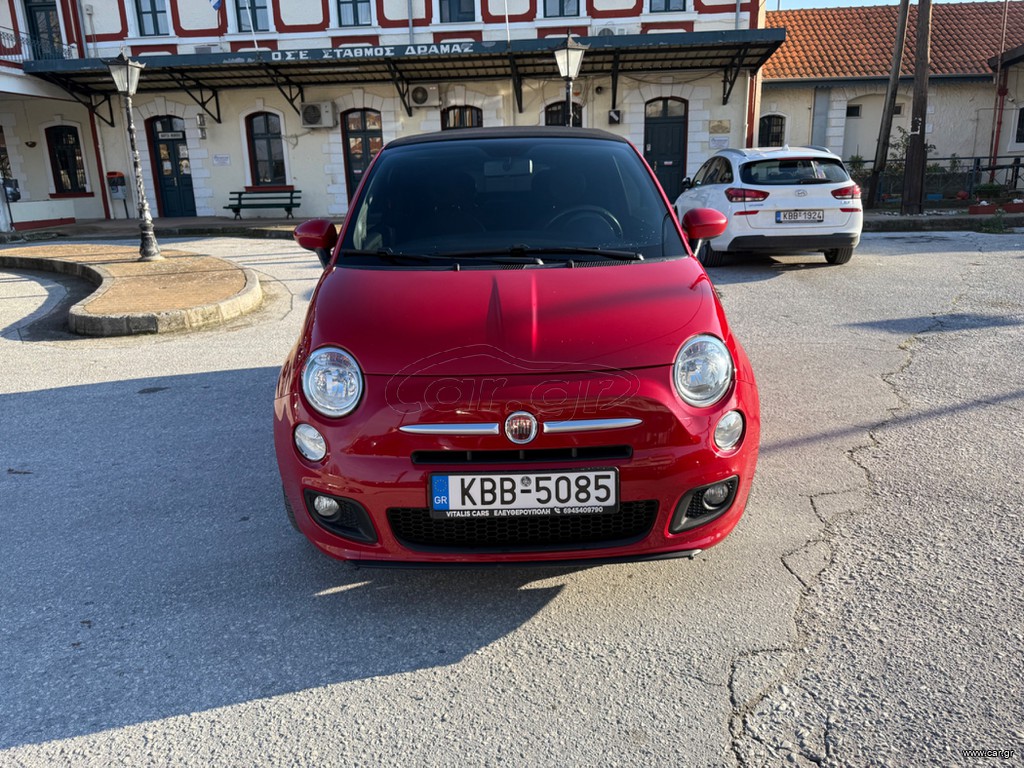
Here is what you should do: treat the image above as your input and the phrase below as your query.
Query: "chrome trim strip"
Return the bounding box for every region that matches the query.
[542,418,643,434]
[399,423,500,436]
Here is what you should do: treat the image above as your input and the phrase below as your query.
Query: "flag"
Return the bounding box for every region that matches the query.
[210,0,223,9]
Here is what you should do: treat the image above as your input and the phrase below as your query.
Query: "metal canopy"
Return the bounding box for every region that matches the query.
[24,29,784,122]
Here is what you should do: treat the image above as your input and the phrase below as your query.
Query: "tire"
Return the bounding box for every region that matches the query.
[824,246,854,265]
[698,241,727,268]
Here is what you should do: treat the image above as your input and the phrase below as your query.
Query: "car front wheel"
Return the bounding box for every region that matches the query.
[824,246,854,265]
[698,241,727,268]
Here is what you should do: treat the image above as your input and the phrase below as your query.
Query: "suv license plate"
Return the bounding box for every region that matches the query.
[776,210,824,223]
[429,470,619,519]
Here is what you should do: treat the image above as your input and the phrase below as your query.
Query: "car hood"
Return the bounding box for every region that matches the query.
[308,259,718,376]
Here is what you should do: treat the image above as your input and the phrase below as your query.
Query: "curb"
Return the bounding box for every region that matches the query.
[0,253,264,337]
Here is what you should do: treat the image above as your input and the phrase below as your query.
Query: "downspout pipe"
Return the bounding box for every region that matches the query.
[989,68,1008,180]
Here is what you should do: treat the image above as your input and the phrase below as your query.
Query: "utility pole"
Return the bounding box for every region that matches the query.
[901,0,932,215]
[867,0,911,209]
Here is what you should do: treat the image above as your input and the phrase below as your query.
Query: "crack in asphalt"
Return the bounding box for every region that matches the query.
[727,313,946,768]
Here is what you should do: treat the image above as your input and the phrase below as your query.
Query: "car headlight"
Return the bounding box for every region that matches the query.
[673,335,733,407]
[301,346,363,418]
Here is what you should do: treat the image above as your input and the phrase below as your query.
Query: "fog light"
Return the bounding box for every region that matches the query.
[313,495,341,520]
[294,423,327,461]
[702,482,731,508]
[714,410,744,450]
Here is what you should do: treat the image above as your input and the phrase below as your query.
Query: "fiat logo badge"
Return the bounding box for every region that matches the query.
[504,411,538,444]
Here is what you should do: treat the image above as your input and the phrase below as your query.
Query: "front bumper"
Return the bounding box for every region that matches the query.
[274,364,760,565]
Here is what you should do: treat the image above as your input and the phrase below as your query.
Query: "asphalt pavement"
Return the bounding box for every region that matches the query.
[0,229,1022,766]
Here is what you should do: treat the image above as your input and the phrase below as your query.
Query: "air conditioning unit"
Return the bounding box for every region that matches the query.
[409,84,440,108]
[301,102,337,129]
[595,25,637,37]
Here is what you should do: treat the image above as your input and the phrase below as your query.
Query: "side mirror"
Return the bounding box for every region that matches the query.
[293,218,339,268]
[679,177,692,192]
[681,208,727,243]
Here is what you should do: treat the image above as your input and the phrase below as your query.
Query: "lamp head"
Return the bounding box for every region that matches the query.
[106,52,145,97]
[553,32,588,80]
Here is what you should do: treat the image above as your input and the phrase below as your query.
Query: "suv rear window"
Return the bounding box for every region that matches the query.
[740,158,850,185]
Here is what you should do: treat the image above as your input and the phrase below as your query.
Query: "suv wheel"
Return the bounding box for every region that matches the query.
[698,242,727,268]
[824,247,854,265]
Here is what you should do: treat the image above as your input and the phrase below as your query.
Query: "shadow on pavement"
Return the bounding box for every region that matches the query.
[702,253,835,286]
[0,368,570,749]
[0,268,92,342]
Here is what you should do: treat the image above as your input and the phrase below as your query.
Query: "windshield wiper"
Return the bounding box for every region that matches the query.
[337,248,460,266]
[437,245,643,263]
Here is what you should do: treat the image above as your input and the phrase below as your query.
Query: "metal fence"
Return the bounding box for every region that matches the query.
[850,155,1024,207]
[0,25,76,64]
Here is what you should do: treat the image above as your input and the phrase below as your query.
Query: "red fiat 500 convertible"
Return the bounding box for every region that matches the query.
[275,127,759,565]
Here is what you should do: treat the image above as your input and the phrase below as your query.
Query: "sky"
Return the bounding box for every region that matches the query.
[772,0,1010,11]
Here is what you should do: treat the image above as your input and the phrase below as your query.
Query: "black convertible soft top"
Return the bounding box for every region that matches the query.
[386,126,631,148]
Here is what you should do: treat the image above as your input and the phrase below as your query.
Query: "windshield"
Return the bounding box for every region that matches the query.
[740,157,850,185]
[341,136,684,264]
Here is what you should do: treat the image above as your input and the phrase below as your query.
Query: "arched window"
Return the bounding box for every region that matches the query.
[45,125,87,193]
[442,106,483,130]
[245,112,286,186]
[758,115,786,147]
[342,109,383,197]
[544,101,582,127]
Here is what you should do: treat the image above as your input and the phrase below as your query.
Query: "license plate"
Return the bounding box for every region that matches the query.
[776,210,824,223]
[429,470,619,519]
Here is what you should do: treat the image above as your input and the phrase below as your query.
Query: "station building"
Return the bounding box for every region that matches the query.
[0,0,783,230]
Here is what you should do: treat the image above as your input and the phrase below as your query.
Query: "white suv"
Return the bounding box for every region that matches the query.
[675,146,863,267]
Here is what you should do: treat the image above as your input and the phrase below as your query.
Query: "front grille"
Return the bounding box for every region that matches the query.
[411,445,632,466]
[387,500,658,552]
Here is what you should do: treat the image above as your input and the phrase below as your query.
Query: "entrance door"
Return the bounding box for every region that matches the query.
[643,98,688,199]
[342,109,383,198]
[149,116,196,217]
[25,0,62,59]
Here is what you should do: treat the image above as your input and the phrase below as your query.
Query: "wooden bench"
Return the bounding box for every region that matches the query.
[224,189,302,219]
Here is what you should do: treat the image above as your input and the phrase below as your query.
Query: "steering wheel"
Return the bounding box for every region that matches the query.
[545,206,623,238]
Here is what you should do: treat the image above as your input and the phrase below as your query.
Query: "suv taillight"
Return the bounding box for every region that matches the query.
[725,187,769,202]
[832,184,861,200]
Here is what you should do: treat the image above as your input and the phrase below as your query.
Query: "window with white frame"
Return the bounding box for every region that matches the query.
[337,0,371,26]
[439,0,474,22]
[651,0,684,11]
[544,0,578,17]
[237,0,270,32]
[135,0,169,35]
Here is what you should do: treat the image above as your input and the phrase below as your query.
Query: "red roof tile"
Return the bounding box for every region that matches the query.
[764,1,1024,80]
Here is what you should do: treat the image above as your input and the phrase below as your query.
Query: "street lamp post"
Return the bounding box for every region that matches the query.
[553,33,587,127]
[106,53,162,261]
